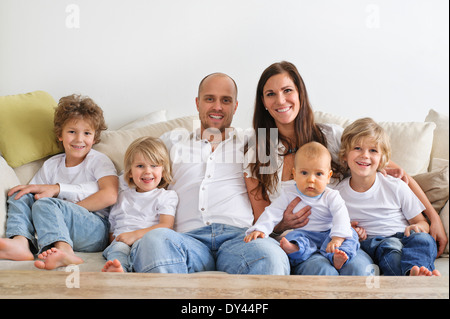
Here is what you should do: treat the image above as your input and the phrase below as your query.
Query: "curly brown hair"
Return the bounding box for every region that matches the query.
[54,94,107,145]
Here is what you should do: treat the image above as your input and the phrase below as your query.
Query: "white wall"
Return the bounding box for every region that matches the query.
[1,0,448,130]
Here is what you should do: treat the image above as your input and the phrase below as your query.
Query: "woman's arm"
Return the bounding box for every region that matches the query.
[387,161,448,256]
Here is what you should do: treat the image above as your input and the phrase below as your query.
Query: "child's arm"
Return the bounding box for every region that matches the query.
[76,175,119,212]
[115,214,175,246]
[351,221,367,241]
[244,231,265,243]
[387,160,447,256]
[326,236,345,253]
[405,213,430,237]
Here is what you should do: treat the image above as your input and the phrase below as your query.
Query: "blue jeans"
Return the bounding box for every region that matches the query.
[360,231,437,275]
[6,193,109,254]
[103,239,135,272]
[284,228,360,268]
[291,247,374,276]
[129,223,290,275]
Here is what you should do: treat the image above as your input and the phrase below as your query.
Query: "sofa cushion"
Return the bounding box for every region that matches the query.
[413,164,449,213]
[425,109,449,161]
[314,110,436,176]
[0,156,21,237]
[0,91,63,168]
[118,110,167,130]
[93,115,198,173]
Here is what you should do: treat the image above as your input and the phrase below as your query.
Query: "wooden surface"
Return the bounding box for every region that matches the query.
[0,270,448,299]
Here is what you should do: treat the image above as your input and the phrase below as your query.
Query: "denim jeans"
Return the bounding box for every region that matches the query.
[129,223,290,275]
[103,239,135,272]
[360,231,437,275]
[284,228,360,268]
[6,193,109,254]
[291,247,375,276]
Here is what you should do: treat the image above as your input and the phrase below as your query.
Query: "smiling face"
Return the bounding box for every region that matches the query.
[196,73,238,137]
[344,137,382,181]
[262,72,300,131]
[128,152,163,193]
[58,117,96,167]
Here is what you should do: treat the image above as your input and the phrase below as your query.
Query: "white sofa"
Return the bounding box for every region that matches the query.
[0,104,448,275]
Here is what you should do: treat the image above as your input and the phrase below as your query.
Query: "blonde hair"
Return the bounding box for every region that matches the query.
[339,117,391,171]
[295,141,332,169]
[123,136,172,189]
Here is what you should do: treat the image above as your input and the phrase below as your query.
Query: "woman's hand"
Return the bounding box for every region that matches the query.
[273,197,311,234]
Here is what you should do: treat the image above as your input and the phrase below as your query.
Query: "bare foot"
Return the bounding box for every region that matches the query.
[102,259,124,273]
[333,249,348,270]
[409,265,441,276]
[280,237,299,254]
[0,236,34,261]
[34,247,83,270]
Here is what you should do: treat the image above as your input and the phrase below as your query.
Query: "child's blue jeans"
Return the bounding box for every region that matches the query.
[102,239,135,272]
[284,228,360,269]
[360,231,437,275]
[6,192,109,254]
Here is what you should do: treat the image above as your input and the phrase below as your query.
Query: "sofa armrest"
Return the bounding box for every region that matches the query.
[0,156,20,238]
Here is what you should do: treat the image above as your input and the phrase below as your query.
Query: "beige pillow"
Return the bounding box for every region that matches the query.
[425,109,449,161]
[439,201,449,254]
[379,121,436,176]
[93,115,197,172]
[413,164,449,213]
[0,156,21,237]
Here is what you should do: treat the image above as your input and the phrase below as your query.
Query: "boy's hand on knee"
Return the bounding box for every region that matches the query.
[244,231,264,243]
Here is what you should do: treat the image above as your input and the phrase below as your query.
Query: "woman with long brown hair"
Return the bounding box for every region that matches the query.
[245,61,446,275]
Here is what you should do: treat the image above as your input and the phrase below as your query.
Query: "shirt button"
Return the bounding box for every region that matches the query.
[201,208,205,211]
[207,175,211,178]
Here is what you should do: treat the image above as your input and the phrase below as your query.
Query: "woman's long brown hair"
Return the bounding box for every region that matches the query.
[247,61,327,201]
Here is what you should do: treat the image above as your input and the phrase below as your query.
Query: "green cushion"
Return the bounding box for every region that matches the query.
[0,91,63,168]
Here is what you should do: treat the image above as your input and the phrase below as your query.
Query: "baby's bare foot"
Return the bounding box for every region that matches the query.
[34,247,83,270]
[102,259,125,273]
[0,236,34,261]
[333,249,348,270]
[280,237,299,255]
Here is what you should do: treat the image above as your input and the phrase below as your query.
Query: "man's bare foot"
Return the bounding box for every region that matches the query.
[102,259,125,273]
[280,237,299,254]
[34,247,83,270]
[333,249,348,270]
[409,265,441,276]
[0,236,34,261]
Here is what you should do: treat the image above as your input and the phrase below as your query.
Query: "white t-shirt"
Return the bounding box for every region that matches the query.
[246,183,354,239]
[244,123,344,201]
[160,127,255,233]
[335,172,425,237]
[108,186,178,238]
[30,149,117,214]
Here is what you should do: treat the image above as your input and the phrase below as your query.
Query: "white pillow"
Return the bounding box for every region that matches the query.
[118,110,167,130]
[0,156,21,237]
[379,121,435,176]
[425,109,449,161]
[94,115,197,173]
[313,110,436,176]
